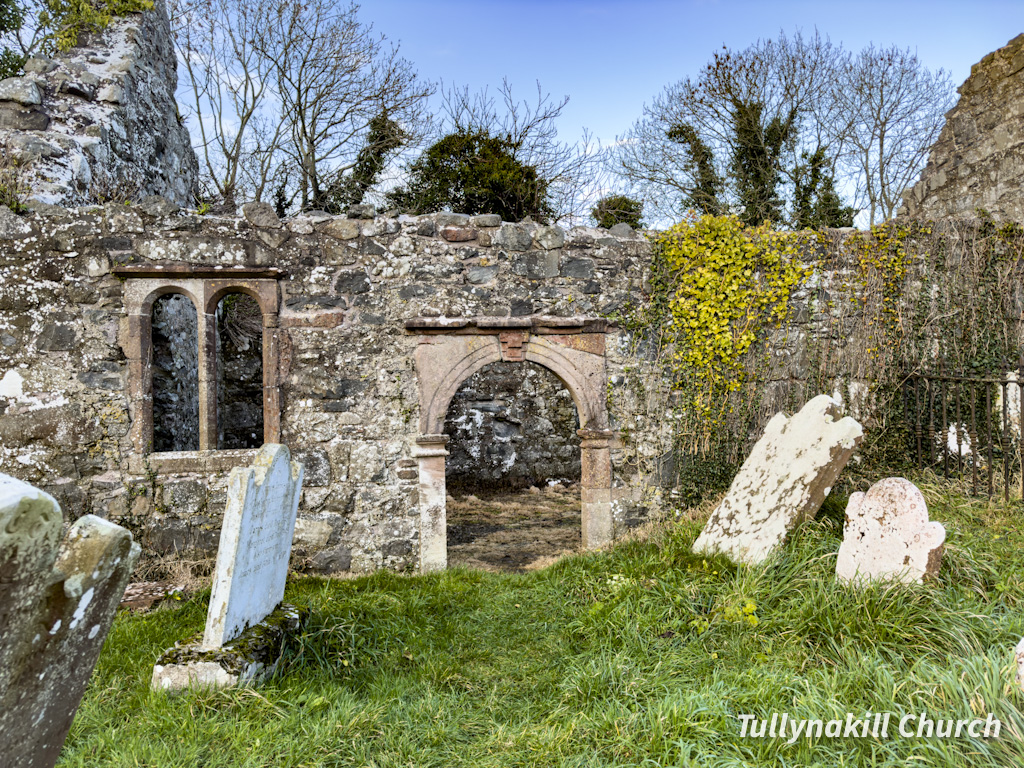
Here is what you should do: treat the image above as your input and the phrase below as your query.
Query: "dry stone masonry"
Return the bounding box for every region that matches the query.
[692,395,864,566]
[902,34,1024,222]
[0,201,663,574]
[0,0,197,207]
[0,473,139,768]
[835,477,946,583]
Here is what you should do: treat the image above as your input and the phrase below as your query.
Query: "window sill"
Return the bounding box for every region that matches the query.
[129,449,258,475]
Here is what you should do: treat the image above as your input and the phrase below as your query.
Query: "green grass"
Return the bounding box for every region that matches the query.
[59,481,1024,767]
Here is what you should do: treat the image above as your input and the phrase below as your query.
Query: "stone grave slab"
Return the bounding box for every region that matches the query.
[153,444,304,691]
[204,443,304,647]
[692,394,863,565]
[835,477,945,583]
[0,473,139,768]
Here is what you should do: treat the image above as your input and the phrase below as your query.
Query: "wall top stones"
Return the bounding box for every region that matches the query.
[0,0,197,207]
[901,33,1024,222]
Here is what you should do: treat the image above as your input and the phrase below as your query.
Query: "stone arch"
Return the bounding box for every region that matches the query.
[407,317,615,572]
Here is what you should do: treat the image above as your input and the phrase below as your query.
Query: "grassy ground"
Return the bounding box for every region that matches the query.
[59,480,1024,767]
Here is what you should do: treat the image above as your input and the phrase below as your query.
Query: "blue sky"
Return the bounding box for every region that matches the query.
[360,1,1023,148]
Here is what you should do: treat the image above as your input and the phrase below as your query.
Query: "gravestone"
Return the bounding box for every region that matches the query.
[203,443,304,647]
[835,477,945,583]
[153,444,304,690]
[0,473,139,768]
[692,395,863,565]
[1016,637,1024,692]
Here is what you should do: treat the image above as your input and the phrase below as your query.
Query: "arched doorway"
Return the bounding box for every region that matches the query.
[406,316,615,572]
[444,360,582,570]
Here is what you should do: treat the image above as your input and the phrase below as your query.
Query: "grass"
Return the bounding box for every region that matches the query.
[59,479,1024,767]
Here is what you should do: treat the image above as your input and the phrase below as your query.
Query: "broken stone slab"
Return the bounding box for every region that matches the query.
[152,603,304,691]
[835,477,946,583]
[203,443,304,648]
[0,473,140,768]
[692,394,864,565]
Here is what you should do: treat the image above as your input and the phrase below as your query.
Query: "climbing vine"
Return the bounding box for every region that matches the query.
[616,214,1024,503]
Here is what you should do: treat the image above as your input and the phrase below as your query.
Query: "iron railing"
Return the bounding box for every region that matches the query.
[904,358,1024,500]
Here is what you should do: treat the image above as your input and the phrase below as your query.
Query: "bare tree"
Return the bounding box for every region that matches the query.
[174,0,284,206]
[613,32,954,228]
[614,31,846,226]
[834,45,954,226]
[173,0,432,211]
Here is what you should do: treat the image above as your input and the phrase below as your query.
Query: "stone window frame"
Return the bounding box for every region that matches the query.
[116,265,283,474]
[406,315,616,572]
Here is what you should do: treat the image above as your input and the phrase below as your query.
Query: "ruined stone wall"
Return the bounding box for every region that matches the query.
[444,361,581,491]
[0,203,662,574]
[0,0,197,207]
[902,34,1024,223]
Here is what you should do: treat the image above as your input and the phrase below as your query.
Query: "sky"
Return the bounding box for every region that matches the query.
[359,0,1024,150]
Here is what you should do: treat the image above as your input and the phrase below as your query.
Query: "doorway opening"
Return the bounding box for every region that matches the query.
[444,361,582,572]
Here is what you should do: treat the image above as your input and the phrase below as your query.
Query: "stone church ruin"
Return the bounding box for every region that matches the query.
[0,0,1022,578]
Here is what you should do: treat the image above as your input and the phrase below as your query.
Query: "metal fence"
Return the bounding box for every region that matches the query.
[904,359,1024,500]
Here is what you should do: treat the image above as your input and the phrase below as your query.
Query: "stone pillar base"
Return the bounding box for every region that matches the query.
[152,603,304,691]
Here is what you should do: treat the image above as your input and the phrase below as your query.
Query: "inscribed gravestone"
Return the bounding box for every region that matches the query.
[692,394,863,565]
[0,473,139,768]
[835,477,945,583]
[203,443,303,648]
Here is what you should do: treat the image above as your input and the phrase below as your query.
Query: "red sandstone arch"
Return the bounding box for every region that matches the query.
[406,316,615,571]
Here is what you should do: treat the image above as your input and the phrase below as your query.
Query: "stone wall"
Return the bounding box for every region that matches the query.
[0,204,663,574]
[0,0,197,207]
[444,361,581,491]
[901,34,1024,222]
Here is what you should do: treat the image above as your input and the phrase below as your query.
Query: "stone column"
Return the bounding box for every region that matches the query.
[126,312,152,453]
[263,313,281,443]
[413,434,449,572]
[199,310,218,450]
[579,429,614,550]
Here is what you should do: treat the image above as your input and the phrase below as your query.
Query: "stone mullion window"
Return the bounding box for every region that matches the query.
[116,266,283,473]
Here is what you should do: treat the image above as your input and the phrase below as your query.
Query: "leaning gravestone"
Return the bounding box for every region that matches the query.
[692,394,863,565]
[835,477,945,583]
[0,474,139,768]
[152,444,304,690]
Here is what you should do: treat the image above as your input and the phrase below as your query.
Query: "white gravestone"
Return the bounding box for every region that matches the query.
[203,444,304,648]
[835,477,945,583]
[692,394,863,565]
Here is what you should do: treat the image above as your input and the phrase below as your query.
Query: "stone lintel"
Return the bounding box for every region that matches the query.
[114,263,284,279]
[404,315,613,335]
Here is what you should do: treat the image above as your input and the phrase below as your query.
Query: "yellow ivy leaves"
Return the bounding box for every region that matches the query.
[656,215,810,422]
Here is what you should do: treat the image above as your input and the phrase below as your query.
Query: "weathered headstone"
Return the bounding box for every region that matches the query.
[0,473,139,768]
[153,444,304,690]
[835,477,945,583]
[1015,637,1024,692]
[692,394,863,565]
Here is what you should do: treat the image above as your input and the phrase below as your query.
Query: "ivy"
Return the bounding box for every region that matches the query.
[655,215,809,435]
[39,0,153,54]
